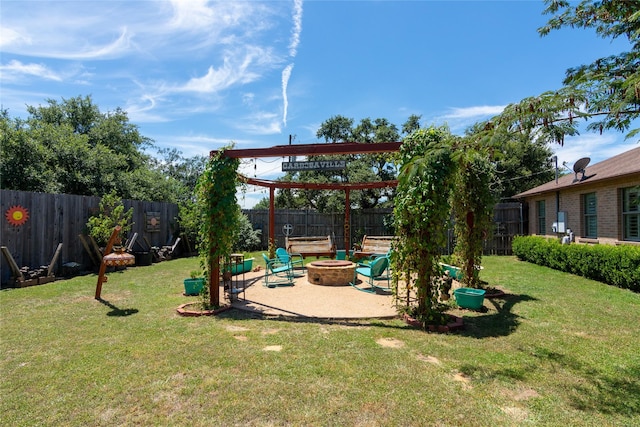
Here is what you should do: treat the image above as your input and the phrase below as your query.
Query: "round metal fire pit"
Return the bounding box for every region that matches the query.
[307,260,356,286]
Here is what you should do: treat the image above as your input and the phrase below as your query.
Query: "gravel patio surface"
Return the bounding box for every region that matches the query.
[224,268,398,320]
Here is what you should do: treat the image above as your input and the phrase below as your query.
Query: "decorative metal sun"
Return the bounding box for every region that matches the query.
[5,205,29,227]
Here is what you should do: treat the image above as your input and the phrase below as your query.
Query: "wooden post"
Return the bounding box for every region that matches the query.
[344,189,351,252]
[269,186,275,250]
[47,243,63,277]
[88,235,104,263]
[95,226,121,300]
[1,246,25,281]
[78,234,100,267]
[209,252,220,308]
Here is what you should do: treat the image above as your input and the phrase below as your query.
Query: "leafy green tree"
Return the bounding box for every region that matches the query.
[275,115,412,212]
[479,0,640,146]
[253,197,270,209]
[315,115,354,143]
[464,122,554,199]
[1,96,202,205]
[1,110,56,192]
[86,191,134,246]
[402,114,422,135]
[234,210,262,252]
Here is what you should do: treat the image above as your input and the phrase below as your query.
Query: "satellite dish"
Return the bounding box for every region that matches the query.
[573,157,591,182]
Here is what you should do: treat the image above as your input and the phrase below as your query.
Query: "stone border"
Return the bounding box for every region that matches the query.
[403,313,464,333]
[176,302,232,317]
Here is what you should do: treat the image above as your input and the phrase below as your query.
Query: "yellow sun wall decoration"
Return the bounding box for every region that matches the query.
[5,205,29,227]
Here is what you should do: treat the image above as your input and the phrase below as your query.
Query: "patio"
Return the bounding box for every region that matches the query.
[223,268,398,319]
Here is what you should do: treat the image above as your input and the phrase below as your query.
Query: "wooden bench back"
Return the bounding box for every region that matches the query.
[360,235,396,254]
[285,235,336,258]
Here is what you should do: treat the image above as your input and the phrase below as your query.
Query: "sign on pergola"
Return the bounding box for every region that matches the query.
[282,159,346,172]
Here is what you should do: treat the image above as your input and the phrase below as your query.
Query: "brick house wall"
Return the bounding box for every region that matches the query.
[525,174,640,246]
[514,147,640,245]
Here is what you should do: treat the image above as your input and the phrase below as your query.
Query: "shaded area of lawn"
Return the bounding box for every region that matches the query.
[458,293,538,338]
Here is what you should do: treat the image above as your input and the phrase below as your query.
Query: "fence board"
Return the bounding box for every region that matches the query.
[1,190,178,286]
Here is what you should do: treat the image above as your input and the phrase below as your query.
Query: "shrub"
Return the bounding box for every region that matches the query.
[86,191,133,246]
[512,236,640,291]
[234,211,261,252]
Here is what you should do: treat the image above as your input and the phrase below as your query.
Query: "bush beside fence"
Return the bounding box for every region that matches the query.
[512,236,640,291]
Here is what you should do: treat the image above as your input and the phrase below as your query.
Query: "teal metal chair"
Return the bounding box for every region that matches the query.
[261,253,295,287]
[275,247,304,274]
[351,255,391,293]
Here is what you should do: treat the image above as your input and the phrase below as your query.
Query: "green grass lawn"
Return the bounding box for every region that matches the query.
[1,256,638,426]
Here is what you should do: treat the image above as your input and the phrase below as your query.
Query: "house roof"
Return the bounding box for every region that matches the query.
[514,145,640,198]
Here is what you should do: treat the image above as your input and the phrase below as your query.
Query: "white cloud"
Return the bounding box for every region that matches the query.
[176,45,274,94]
[0,27,30,48]
[550,132,638,169]
[281,64,294,127]
[239,111,283,135]
[289,0,304,57]
[168,0,216,30]
[432,105,506,134]
[442,105,506,120]
[0,60,62,82]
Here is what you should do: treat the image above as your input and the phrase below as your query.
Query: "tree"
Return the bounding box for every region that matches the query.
[0,96,189,203]
[86,191,134,247]
[253,197,270,209]
[315,115,354,143]
[275,115,415,212]
[464,122,555,199]
[478,1,640,146]
[234,210,262,252]
[402,114,422,135]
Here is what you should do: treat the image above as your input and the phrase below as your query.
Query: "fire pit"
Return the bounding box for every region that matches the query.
[307,260,356,286]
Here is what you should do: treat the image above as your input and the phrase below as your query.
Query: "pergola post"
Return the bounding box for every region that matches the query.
[269,186,275,252]
[344,189,351,251]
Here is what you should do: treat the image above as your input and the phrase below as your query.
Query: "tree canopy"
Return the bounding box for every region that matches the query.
[1,96,205,204]
[477,0,640,146]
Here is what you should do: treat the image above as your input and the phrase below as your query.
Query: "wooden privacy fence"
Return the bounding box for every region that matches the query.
[243,202,524,255]
[242,208,395,251]
[1,190,178,286]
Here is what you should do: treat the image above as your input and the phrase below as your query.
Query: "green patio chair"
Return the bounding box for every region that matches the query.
[351,255,391,293]
[262,253,295,287]
[275,247,305,275]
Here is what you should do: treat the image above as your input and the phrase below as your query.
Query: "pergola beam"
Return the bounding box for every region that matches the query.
[241,176,398,190]
[214,141,401,159]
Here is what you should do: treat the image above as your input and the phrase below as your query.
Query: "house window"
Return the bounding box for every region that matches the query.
[622,186,640,241]
[536,200,545,235]
[583,193,597,238]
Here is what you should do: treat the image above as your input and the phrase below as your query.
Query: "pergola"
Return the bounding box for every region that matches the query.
[207,141,402,306]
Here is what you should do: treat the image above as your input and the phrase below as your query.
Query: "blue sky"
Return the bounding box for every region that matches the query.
[1,0,637,207]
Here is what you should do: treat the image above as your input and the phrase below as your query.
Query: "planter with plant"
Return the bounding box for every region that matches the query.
[183,270,204,296]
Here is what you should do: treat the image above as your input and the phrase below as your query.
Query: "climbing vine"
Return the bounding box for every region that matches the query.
[451,149,499,287]
[195,144,240,308]
[393,126,457,326]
